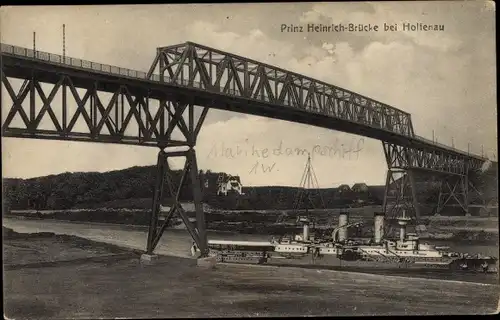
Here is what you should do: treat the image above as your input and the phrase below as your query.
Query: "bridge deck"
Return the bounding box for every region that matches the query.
[0,42,487,164]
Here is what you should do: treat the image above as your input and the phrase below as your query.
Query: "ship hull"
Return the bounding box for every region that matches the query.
[212,250,498,274]
[270,254,453,271]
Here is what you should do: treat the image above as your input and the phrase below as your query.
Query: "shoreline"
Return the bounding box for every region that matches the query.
[2,215,238,234]
[3,226,498,286]
[3,215,498,246]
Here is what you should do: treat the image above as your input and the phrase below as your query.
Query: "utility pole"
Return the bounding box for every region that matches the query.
[63,24,66,63]
[33,32,36,58]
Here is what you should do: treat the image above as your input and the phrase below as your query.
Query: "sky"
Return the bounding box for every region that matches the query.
[0,2,497,187]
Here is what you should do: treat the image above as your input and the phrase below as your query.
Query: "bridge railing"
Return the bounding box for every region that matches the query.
[2,44,270,96]
[1,43,277,102]
[2,44,152,80]
[413,134,486,160]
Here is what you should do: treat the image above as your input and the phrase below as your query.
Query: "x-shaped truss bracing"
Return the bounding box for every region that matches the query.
[2,73,209,148]
[382,168,420,236]
[146,147,208,256]
[2,42,488,252]
[147,42,415,138]
[435,175,469,215]
[382,142,485,226]
[143,97,209,256]
[382,142,479,176]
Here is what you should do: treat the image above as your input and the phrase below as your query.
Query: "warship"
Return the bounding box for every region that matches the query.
[199,210,498,273]
[193,156,498,274]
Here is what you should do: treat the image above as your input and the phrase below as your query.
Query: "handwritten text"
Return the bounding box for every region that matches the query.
[206,138,365,161]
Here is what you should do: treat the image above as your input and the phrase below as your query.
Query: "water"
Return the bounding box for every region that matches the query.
[4,218,499,285]
[2,218,265,258]
[3,218,498,258]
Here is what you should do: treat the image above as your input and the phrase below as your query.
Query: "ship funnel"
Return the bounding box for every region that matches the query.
[373,211,385,244]
[298,216,310,241]
[303,223,309,242]
[337,211,349,242]
[397,210,411,242]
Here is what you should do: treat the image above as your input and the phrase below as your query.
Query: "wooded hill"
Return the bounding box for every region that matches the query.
[3,166,381,211]
[3,162,497,212]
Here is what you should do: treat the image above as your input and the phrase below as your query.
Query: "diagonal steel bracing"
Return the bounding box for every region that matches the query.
[143,89,209,256]
[147,42,417,137]
[2,42,487,172]
[433,173,487,216]
[382,141,483,231]
[2,63,211,255]
[382,142,473,176]
[146,148,208,256]
[435,175,469,215]
[1,72,206,147]
[382,168,420,236]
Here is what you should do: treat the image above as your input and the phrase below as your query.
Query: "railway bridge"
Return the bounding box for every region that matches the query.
[1,42,489,256]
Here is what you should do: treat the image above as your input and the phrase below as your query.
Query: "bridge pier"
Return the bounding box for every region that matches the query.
[143,44,213,257]
[434,173,489,216]
[382,142,421,237]
[382,168,420,236]
[145,147,208,257]
[435,174,469,216]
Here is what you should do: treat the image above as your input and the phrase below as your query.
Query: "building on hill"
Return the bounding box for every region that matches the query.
[337,184,351,193]
[216,173,244,196]
[351,182,369,205]
[352,183,369,193]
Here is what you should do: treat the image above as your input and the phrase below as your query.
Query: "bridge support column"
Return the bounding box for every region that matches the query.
[467,180,489,215]
[145,148,209,257]
[435,174,469,216]
[382,168,420,236]
[144,95,210,257]
[382,142,420,236]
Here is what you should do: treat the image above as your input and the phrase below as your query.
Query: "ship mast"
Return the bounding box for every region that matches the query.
[293,154,325,226]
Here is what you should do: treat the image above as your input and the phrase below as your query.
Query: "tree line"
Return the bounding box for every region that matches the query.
[3,163,497,212]
[2,166,380,211]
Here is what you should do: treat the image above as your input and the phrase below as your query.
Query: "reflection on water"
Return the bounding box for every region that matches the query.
[2,218,499,258]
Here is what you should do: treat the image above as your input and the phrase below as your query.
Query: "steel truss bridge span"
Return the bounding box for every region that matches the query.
[0,42,489,257]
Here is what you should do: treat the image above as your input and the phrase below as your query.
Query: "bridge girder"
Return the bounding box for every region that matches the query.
[1,72,210,148]
[148,42,415,138]
[1,42,487,164]
[382,142,483,175]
